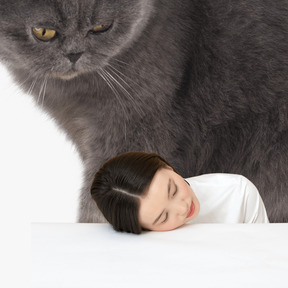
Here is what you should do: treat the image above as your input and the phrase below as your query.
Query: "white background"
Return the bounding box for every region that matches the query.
[0,64,82,287]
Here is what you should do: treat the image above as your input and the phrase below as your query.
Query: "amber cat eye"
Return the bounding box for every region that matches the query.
[91,23,112,34]
[32,27,56,41]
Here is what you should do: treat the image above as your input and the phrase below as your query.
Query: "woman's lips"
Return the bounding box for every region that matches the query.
[186,202,195,218]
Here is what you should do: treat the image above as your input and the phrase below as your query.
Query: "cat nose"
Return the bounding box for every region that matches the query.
[66,52,83,63]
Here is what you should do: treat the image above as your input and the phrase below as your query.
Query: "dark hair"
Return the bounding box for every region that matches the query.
[90,152,172,234]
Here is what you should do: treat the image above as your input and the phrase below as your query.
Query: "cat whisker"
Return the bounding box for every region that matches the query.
[102,69,134,103]
[101,69,133,111]
[37,78,45,104]
[98,69,126,113]
[97,69,127,138]
[27,76,39,96]
[17,73,33,91]
[107,64,143,92]
[37,77,48,107]
[110,58,131,67]
[109,58,143,76]
[109,58,145,81]
[42,77,48,106]
[102,67,145,117]
[106,64,146,105]
[98,70,125,110]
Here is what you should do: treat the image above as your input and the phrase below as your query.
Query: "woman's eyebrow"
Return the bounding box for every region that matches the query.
[152,178,171,225]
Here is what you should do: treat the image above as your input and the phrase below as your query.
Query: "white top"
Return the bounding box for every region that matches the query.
[186,173,269,223]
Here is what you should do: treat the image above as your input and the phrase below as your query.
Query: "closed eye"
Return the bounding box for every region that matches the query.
[161,212,168,224]
[172,185,178,198]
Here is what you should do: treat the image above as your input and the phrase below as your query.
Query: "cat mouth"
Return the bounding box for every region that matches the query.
[50,69,83,81]
[59,71,81,80]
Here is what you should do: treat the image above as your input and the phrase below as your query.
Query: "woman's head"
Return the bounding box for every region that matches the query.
[90,152,171,234]
[90,151,200,234]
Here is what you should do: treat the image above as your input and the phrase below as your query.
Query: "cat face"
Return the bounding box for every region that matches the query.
[0,0,154,80]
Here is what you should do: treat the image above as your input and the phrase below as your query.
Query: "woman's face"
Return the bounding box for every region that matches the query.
[139,167,200,231]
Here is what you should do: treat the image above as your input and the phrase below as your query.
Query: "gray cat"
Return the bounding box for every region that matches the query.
[0,0,287,223]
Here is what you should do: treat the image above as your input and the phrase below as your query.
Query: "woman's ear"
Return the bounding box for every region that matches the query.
[165,165,174,171]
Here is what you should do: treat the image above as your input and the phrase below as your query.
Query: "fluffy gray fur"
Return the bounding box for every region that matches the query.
[0,0,287,222]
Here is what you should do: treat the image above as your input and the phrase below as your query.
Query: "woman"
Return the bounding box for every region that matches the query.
[90,152,269,234]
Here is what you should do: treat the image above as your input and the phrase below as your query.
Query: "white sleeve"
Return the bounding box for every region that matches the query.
[241,176,270,223]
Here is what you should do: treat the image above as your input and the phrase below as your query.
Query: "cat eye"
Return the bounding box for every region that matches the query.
[32,27,56,42]
[90,23,112,34]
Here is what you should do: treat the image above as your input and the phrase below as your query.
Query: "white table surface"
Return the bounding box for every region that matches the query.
[31,223,288,288]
